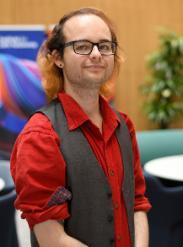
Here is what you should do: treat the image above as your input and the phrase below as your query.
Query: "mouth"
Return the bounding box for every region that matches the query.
[84,65,105,70]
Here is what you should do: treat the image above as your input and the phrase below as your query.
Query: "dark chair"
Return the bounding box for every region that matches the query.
[144,171,183,247]
[0,161,19,247]
[0,189,19,247]
[0,160,15,195]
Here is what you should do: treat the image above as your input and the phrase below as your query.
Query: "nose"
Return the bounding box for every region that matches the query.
[89,45,102,59]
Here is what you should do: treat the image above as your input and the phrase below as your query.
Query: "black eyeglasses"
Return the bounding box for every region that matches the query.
[63,39,117,55]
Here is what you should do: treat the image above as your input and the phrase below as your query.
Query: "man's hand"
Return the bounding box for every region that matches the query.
[34,220,88,247]
[60,233,88,247]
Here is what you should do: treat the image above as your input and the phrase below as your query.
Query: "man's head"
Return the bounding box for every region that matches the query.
[38,8,121,99]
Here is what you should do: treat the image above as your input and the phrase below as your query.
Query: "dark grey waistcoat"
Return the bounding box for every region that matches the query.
[31,99,134,247]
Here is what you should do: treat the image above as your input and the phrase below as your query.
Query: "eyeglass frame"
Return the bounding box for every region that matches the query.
[62,39,117,55]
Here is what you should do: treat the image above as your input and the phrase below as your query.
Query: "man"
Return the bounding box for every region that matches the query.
[11,8,151,247]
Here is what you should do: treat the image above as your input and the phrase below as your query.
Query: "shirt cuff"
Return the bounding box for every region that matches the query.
[134,198,152,212]
[22,203,70,230]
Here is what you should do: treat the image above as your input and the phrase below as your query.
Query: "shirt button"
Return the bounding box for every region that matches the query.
[117,235,122,241]
[110,170,115,176]
[107,191,112,198]
[114,202,119,209]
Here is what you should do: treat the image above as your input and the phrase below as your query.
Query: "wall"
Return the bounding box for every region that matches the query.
[1,0,183,129]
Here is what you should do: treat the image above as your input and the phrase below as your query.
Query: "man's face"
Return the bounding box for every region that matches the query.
[59,14,115,91]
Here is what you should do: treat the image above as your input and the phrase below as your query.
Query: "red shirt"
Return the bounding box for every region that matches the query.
[11,92,151,247]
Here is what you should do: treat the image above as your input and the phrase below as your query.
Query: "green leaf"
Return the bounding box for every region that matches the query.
[140,27,183,129]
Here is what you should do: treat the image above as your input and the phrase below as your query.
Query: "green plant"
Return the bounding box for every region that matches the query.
[141,28,183,129]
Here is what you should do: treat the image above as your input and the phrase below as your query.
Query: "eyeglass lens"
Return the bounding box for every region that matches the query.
[73,40,116,55]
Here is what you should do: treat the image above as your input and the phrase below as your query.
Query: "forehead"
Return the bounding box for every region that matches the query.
[63,14,112,42]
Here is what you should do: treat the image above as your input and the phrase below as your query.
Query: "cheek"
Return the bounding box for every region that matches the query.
[65,54,84,69]
[111,57,115,66]
[63,50,77,66]
[107,57,115,72]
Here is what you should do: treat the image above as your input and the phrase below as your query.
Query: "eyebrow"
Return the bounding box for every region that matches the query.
[67,39,113,43]
[98,39,112,42]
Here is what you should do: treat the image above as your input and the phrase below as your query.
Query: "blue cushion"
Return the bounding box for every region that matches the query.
[136,129,183,166]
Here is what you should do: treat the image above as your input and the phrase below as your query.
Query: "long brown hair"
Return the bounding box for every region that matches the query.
[37,7,122,100]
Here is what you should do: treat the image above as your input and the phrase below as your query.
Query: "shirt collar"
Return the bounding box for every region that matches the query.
[58,92,89,130]
[58,91,120,132]
[100,97,120,141]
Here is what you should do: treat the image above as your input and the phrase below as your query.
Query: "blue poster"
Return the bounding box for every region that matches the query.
[0,25,45,60]
[0,25,47,159]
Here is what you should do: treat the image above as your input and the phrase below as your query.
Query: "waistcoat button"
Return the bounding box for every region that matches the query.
[107,191,112,198]
[110,237,114,243]
[107,215,113,222]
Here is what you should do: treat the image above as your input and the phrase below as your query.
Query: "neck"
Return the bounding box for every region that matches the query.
[64,85,103,132]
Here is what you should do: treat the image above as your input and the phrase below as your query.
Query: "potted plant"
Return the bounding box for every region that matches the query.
[141,28,183,129]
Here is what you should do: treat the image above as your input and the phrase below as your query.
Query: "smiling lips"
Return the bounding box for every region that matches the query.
[85,64,105,71]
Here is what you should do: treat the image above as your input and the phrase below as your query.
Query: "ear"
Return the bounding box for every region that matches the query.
[52,49,64,68]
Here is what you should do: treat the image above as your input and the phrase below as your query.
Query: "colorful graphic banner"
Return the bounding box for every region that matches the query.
[0,25,47,159]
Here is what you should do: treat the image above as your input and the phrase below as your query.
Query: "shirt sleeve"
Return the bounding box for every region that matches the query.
[120,113,152,212]
[10,113,70,229]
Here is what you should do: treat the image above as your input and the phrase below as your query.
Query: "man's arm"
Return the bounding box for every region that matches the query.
[34,220,88,247]
[134,211,149,247]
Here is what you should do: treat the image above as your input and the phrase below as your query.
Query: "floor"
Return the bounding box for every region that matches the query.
[15,210,31,247]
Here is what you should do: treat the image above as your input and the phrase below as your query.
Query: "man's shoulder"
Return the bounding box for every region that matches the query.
[21,113,53,135]
[117,111,132,124]
[117,111,136,135]
[13,112,60,151]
